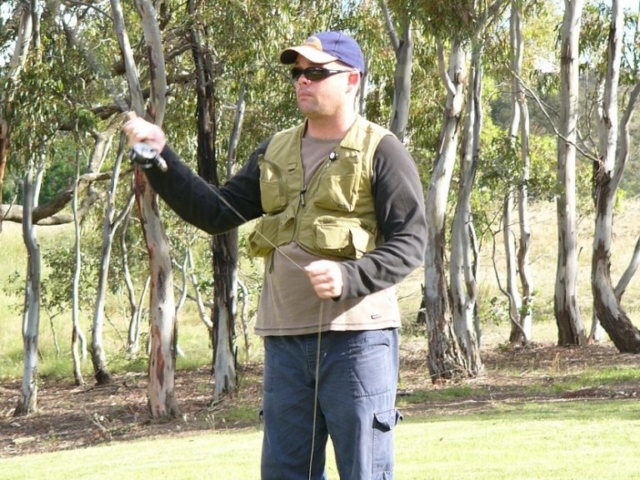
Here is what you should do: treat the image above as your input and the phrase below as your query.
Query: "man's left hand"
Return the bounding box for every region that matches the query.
[304,260,344,299]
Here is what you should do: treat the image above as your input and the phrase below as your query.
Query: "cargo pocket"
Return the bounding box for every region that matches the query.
[248,209,294,257]
[372,408,402,478]
[314,173,359,212]
[314,217,376,259]
[313,151,362,212]
[258,155,288,214]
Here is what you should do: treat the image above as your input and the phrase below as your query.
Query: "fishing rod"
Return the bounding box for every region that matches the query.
[64,17,167,172]
[75,13,327,479]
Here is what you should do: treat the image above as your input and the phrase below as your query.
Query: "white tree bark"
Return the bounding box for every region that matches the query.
[71,149,87,386]
[591,0,640,352]
[117,202,144,354]
[423,40,467,380]
[450,41,483,375]
[381,1,413,143]
[503,194,523,342]
[555,0,586,345]
[510,0,532,344]
[15,148,44,416]
[109,0,179,416]
[515,88,533,342]
[90,132,127,384]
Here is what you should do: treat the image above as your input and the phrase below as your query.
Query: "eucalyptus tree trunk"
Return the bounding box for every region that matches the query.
[112,0,179,417]
[381,1,413,143]
[213,85,248,398]
[555,0,586,346]
[449,41,483,376]
[503,193,523,343]
[423,40,467,381]
[71,148,87,386]
[15,148,44,416]
[591,0,640,353]
[515,107,533,335]
[212,233,239,398]
[509,0,532,344]
[90,132,128,384]
[189,0,239,399]
[135,0,179,417]
[0,2,33,231]
[120,206,145,355]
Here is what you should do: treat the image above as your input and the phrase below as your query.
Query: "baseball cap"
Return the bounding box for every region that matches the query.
[280,31,365,74]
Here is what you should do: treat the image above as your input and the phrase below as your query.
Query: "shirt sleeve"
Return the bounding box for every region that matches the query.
[336,135,427,300]
[142,141,268,235]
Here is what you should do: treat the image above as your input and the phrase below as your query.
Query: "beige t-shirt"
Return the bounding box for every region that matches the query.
[254,135,400,336]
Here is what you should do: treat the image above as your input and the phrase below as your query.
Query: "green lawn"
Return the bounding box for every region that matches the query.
[2,400,639,480]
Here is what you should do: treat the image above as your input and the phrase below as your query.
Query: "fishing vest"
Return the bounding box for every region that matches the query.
[248,116,391,260]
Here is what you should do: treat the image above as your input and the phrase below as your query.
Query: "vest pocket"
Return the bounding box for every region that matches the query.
[313,173,358,212]
[258,156,288,214]
[313,216,376,259]
[247,209,295,257]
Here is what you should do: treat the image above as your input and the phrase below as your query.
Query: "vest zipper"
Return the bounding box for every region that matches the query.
[293,158,331,241]
[268,251,275,273]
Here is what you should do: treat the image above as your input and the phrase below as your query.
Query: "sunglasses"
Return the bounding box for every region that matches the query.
[290,66,352,82]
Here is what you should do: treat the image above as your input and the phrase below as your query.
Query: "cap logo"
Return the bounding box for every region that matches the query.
[303,36,324,52]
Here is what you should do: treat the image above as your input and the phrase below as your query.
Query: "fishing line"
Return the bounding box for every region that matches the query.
[149,154,325,480]
[76,21,326,477]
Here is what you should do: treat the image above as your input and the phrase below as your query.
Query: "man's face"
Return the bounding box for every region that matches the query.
[292,56,357,120]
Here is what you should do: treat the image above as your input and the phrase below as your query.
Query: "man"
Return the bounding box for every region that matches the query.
[124,31,426,480]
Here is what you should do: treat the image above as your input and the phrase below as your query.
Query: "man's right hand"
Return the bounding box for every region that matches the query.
[123,117,167,154]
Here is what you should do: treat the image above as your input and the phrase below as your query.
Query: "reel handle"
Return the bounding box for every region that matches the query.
[125,112,168,172]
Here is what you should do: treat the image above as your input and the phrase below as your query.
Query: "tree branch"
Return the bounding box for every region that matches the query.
[512,70,599,163]
[0,170,125,225]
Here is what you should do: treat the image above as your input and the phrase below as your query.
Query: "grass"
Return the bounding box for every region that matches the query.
[397,364,640,405]
[1,400,639,479]
[550,365,640,391]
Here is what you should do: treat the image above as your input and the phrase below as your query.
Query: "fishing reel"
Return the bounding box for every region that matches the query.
[129,143,168,171]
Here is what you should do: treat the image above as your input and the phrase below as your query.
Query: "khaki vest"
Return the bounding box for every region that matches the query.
[248,116,391,259]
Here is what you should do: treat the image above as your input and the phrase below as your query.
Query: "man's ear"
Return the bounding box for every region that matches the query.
[346,71,361,92]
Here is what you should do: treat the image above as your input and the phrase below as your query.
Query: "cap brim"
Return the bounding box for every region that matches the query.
[280,46,339,65]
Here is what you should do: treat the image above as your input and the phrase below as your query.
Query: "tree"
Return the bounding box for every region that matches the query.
[423,36,468,381]
[0,1,32,232]
[110,0,179,416]
[380,0,413,142]
[70,142,88,387]
[188,0,239,400]
[15,144,43,416]
[507,0,534,345]
[591,0,640,352]
[417,0,509,380]
[10,0,75,416]
[89,122,129,384]
[555,0,587,346]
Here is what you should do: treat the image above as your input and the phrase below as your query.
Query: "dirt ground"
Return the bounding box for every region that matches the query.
[1,341,639,459]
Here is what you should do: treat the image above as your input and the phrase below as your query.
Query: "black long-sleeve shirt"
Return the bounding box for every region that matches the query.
[144,134,427,302]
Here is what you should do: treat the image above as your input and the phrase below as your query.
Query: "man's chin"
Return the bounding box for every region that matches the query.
[298,105,321,118]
